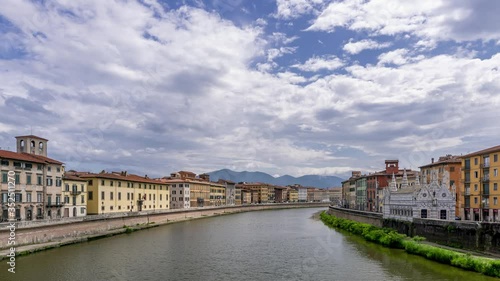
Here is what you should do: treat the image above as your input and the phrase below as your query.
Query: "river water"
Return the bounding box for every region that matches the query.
[0,207,497,281]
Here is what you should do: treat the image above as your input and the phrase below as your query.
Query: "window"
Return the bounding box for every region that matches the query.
[149,194,151,200]
[101,191,105,200]
[88,180,93,186]
[474,171,478,178]
[81,195,85,204]
[118,182,121,187]
[474,184,478,191]
[495,197,498,206]
[127,182,130,188]
[101,206,105,211]
[131,193,134,200]
[56,167,61,172]
[56,195,61,205]
[56,177,62,187]
[495,183,498,191]
[1,160,8,166]
[101,180,105,185]
[160,194,162,201]
[127,193,130,200]
[46,176,53,186]
[15,193,22,202]
[37,164,42,170]
[474,158,478,165]
[110,192,114,200]
[81,207,85,214]
[26,193,32,203]
[88,191,93,200]
[449,167,455,172]
[37,192,42,203]
[65,196,69,204]
[440,210,447,220]
[118,206,121,210]
[110,206,113,211]
[421,209,427,218]
[495,154,498,162]
[47,166,51,172]
[14,173,20,184]
[131,183,134,188]
[81,184,84,192]
[1,171,6,183]
[118,192,121,200]
[37,175,42,185]
[474,197,478,204]
[495,169,498,177]
[110,181,113,186]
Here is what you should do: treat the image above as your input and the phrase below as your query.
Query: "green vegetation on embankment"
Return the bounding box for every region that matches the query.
[320,212,500,278]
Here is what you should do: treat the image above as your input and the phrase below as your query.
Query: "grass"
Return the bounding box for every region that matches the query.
[320,212,500,278]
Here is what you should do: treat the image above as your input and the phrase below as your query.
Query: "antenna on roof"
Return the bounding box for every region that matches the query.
[30,126,32,135]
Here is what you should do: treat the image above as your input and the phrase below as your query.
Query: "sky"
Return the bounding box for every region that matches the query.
[0,0,499,179]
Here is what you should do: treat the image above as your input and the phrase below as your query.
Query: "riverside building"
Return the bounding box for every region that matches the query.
[0,135,63,221]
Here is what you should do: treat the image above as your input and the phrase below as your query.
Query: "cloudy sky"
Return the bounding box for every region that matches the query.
[0,0,499,179]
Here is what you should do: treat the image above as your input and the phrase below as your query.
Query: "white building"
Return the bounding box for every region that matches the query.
[383,170,456,221]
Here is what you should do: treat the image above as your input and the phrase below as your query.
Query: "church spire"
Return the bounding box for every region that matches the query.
[390,172,397,191]
[401,169,409,189]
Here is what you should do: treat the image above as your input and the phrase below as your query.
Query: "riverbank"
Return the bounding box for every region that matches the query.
[0,203,328,260]
[320,212,500,278]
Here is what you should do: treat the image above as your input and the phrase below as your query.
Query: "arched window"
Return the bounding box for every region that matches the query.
[30,141,35,148]
[20,140,25,147]
[39,142,44,151]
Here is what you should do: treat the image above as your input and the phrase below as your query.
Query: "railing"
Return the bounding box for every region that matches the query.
[465,189,471,195]
[482,175,490,182]
[481,163,490,168]
[46,203,63,207]
[482,203,490,209]
[70,190,82,195]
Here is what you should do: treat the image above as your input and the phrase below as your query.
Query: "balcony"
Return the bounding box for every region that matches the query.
[462,166,471,171]
[69,190,82,195]
[46,202,63,207]
[481,163,490,169]
[464,189,471,195]
[481,203,490,209]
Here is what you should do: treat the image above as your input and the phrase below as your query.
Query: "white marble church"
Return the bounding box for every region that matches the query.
[382,170,456,221]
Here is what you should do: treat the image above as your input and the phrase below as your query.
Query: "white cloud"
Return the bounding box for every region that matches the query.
[377,49,410,66]
[275,0,325,19]
[307,0,500,43]
[291,55,344,72]
[343,39,392,54]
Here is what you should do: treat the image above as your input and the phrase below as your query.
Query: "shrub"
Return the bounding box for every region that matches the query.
[320,211,500,278]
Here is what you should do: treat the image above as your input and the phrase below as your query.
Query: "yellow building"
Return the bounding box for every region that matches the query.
[287,188,298,202]
[236,183,269,204]
[62,174,87,217]
[209,183,226,206]
[462,145,500,222]
[75,171,169,214]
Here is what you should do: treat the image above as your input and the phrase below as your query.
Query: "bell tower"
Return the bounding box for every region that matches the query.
[15,135,48,157]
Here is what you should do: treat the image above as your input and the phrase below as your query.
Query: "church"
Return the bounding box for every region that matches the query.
[382,169,456,221]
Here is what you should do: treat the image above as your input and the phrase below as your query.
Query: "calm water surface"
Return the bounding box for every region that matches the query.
[1,207,497,281]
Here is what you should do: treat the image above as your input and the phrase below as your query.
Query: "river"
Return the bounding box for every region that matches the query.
[0,207,497,281]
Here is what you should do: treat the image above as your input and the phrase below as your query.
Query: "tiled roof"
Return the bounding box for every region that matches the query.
[419,156,462,168]
[75,172,166,184]
[63,174,88,182]
[462,145,500,158]
[0,150,63,165]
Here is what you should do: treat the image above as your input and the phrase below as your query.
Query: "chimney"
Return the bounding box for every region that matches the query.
[431,158,434,163]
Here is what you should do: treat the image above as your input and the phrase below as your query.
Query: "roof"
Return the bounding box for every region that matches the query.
[419,155,462,168]
[159,177,224,187]
[63,174,88,182]
[15,135,49,141]
[0,150,63,165]
[462,145,500,158]
[75,172,167,185]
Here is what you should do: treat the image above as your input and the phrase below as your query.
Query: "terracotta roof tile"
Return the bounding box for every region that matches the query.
[0,150,63,165]
[462,145,500,158]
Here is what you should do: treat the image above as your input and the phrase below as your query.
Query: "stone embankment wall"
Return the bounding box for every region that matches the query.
[328,206,500,255]
[0,203,328,249]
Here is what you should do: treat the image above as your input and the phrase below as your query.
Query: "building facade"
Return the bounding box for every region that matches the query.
[419,155,461,218]
[78,171,169,214]
[383,170,456,221]
[0,135,64,221]
[461,145,500,222]
[62,174,87,217]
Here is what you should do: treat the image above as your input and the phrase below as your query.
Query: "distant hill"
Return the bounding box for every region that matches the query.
[207,169,344,188]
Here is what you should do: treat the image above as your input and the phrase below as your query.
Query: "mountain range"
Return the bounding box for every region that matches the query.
[206,169,344,188]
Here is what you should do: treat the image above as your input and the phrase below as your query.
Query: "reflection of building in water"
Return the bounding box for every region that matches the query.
[383,170,456,221]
